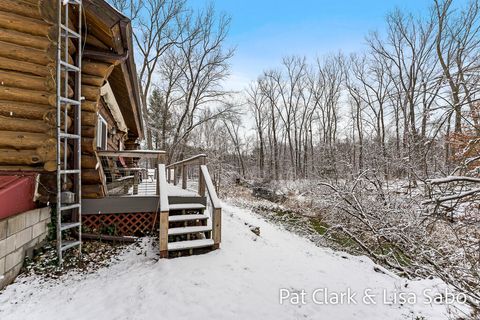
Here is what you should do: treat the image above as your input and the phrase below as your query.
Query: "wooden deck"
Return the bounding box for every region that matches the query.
[81,181,206,214]
[125,178,198,197]
[81,153,221,257]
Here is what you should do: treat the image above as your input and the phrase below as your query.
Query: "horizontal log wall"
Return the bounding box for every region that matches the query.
[79,60,116,198]
[0,0,120,200]
[0,1,61,174]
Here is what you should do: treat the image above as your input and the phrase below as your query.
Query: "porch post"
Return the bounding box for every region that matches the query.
[182,164,187,189]
[133,172,139,195]
[198,156,206,197]
[157,163,170,258]
[159,210,169,258]
[212,208,222,249]
[156,167,159,195]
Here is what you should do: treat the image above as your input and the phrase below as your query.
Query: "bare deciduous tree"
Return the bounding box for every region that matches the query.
[109,0,186,149]
[155,5,235,161]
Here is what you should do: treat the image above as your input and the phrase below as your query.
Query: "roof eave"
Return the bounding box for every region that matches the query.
[83,0,144,141]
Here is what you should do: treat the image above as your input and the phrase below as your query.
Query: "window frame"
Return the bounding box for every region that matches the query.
[96,114,108,150]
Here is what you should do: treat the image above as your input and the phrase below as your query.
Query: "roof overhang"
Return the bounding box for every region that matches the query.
[82,0,144,140]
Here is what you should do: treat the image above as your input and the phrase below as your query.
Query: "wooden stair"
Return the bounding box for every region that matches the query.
[168,239,214,251]
[156,159,222,259]
[166,202,215,256]
[168,214,209,222]
[168,225,211,236]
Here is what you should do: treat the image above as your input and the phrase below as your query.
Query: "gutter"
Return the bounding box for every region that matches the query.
[119,20,144,140]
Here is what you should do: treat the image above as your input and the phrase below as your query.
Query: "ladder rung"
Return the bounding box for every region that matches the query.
[60,61,80,72]
[60,169,80,174]
[60,203,80,211]
[59,97,81,105]
[59,133,80,139]
[60,24,81,39]
[61,240,81,252]
[60,222,81,231]
[56,0,83,268]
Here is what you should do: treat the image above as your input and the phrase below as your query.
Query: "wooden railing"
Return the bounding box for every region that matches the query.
[200,164,222,248]
[156,163,170,258]
[96,150,166,196]
[166,154,207,195]
[97,150,166,161]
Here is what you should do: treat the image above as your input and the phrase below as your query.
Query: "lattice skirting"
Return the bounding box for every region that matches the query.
[82,212,159,236]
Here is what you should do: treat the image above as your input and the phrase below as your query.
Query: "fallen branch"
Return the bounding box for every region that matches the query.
[427,176,480,185]
[423,187,480,205]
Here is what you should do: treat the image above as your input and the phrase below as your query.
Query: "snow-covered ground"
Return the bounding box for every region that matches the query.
[0,202,470,320]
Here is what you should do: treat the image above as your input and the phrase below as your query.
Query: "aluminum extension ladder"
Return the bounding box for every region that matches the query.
[56,0,83,266]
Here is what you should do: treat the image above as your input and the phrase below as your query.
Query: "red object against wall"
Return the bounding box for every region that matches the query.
[0,174,37,220]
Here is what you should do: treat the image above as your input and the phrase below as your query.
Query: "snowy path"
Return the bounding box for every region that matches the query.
[0,202,467,320]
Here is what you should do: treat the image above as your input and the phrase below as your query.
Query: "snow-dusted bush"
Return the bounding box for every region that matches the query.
[315,172,479,308]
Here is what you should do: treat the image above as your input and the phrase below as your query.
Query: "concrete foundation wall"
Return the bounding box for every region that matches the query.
[0,207,51,290]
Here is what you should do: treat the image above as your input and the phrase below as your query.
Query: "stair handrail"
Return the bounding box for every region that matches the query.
[164,154,222,249]
[156,163,169,258]
[156,163,169,211]
[97,150,166,160]
[165,154,207,169]
[200,165,221,208]
[200,164,221,248]
[165,154,207,193]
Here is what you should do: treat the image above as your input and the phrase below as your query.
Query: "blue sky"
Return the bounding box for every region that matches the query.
[189,0,439,90]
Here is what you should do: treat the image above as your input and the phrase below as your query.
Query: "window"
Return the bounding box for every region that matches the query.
[97,115,108,150]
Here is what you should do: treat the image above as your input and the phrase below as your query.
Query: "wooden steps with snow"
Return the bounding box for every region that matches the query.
[169,214,208,222]
[168,239,214,251]
[169,203,205,211]
[165,201,214,256]
[168,225,211,236]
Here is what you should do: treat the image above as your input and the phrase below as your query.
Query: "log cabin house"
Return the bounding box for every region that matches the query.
[0,0,221,268]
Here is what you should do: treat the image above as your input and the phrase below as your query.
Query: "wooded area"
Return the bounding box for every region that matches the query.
[1,0,476,308]
[116,0,479,308]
